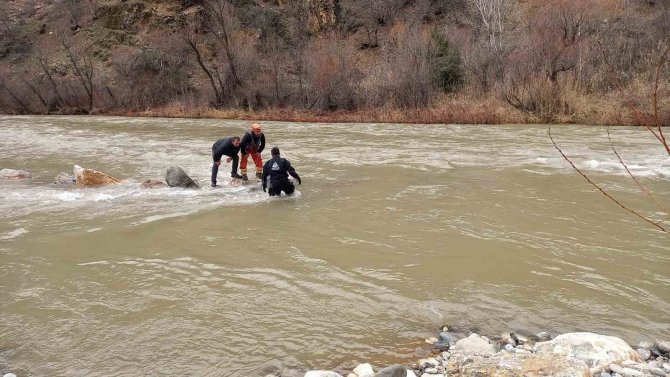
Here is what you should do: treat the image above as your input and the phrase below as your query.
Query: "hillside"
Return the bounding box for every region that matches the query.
[0,0,668,124]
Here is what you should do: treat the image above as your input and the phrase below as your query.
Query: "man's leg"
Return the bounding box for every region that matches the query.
[282,181,295,196]
[211,162,219,187]
[230,155,239,177]
[251,152,263,179]
[240,153,249,177]
[268,186,278,197]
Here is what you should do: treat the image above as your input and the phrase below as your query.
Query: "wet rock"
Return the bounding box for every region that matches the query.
[304,371,342,377]
[500,333,516,346]
[423,367,438,374]
[140,179,166,189]
[504,344,516,353]
[0,168,31,179]
[74,165,120,187]
[406,371,417,377]
[534,332,642,369]
[511,333,529,345]
[453,334,498,356]
[536,332,553,341]
[637,348,652,361]
[53,172,76,184]
[449,351,589,377]
[656,341,670,355]
[649,367,666,376]
[165,166,199,189]
[353,363,375,377]
[417,358,439,368]
[638,342,653,350]
[374,364,407,377]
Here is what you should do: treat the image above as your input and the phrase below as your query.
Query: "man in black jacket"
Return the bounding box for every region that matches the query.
[211,136,242,187]
[262,147,301,197]
[239,123,266,181]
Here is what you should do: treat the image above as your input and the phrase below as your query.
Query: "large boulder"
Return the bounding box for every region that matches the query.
[353,363,375,377]
[74,165,120,187]
[445,351,589,377]
[533,332,642,370]
[165,166,199,189]
[0,168,31,179]
[453,334,498,356]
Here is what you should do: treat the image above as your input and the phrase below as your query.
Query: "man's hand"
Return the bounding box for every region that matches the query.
[262,186,266,192]
[297,178,302,185]
[215,160,221,166]
[226,157,232,163]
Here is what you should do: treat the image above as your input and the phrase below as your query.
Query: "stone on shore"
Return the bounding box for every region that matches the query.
[534,332,642,370]
[165,166,199,189]
[140,179,167,189]
[304,371,343,377]
[353,363,375,377]
[0,168,31,179]
[452,334,498,356]
[53,172,75,184]
[74,165,120,187]
[655,341,670,355]
[374,364,407,377]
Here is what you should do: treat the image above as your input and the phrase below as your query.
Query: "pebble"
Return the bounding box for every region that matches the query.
[511,333,529,345]
[639,341,654,350]
[600,373,612,377]
[418,358,439,368]
[424,367,438,374]
[536,332,552,341]
[663,363,670,372]
[610,364,625,374]
[650,368,666,377]
[3,374,17,377]
[656,341,670,354]
[407,371,418,377]
[504,344,516,353]
[440,351,450,359]
[637,348,652,360]
[501,333,516,346]
[353,363,374,377]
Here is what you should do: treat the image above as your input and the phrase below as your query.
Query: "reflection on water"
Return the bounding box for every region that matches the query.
[0,116,668,376]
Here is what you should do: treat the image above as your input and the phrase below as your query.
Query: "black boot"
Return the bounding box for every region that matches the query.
[241,174,248,181]
[231,173,243,179]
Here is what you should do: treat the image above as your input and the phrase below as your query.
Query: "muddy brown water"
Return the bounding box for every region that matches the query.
[0,116,668,376]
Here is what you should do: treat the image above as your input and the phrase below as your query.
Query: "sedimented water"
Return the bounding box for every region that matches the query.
[0,116,668,376]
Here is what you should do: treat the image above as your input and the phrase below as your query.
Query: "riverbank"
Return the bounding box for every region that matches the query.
[294,329,670,377]
[98,92,658,126]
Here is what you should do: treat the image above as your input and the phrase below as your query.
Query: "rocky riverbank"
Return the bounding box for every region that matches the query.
[294,330,670,377]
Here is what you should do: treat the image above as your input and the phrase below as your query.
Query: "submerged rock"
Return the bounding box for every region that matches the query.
[374,364,407,377]
[53,172,75,185]
[637,348,651,361]
[0,168,31,179]
[655,340,670,355]
[140,179,166,189]
[534,332,642,370]
[74,165,120,187]
[165,166,199,189]
[452,334,498,356]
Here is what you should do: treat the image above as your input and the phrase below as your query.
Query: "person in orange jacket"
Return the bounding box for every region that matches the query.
[239,123,266,181]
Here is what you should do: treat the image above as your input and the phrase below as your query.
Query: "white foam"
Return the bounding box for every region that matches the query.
[0,228,28,240]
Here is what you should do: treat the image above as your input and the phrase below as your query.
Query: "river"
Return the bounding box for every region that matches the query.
[0,115,668,376]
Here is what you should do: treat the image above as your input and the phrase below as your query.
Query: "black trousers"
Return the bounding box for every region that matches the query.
[268,180,295,197]
[211,148,239,185]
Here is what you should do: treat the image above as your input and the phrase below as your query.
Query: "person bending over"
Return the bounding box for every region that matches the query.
[211,136,242,187]
[262,147,301,197]
[239,123,266,181]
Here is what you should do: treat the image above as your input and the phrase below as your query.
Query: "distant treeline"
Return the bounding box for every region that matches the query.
[0,0,668,123]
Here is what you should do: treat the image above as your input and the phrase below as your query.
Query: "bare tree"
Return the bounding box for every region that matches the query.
[201,0,243,90]
[62,38,95,112]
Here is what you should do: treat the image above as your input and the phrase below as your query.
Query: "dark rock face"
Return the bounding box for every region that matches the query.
[165,166,199,189]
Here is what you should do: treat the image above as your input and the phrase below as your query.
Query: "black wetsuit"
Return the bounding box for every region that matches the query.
[262,155,301,196]
[211,137,241,185]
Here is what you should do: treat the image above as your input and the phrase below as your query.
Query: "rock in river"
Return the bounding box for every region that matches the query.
[74,165,120,187]
[165,166,199,189]
[353,363,375,377]
[374,364,407,377]
[0,168,31,179]
[534,332,642,369]
[140,179,167,189]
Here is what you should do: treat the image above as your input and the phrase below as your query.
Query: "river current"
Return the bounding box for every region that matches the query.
[0,116,668,376]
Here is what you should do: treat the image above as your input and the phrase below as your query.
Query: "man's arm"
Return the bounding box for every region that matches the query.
[261,161,270,191]
[257,133,265,153]
[285,160,301,185]
[239,132,250,155]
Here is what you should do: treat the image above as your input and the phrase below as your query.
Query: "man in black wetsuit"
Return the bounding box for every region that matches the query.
[261,147,302,197]
[211,136,243,187]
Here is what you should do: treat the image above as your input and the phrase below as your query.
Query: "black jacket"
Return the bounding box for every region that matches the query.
[240,130,265,155]
[262,155,301,189]
[212,137,240,161]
